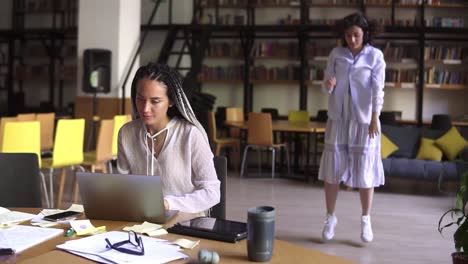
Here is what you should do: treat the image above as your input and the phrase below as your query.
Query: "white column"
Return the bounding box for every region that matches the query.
[77,0,140,99]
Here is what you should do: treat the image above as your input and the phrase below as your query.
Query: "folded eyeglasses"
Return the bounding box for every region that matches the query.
[105,231,145,256]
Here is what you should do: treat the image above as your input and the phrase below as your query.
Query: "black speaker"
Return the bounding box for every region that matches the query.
[83,49,111,93]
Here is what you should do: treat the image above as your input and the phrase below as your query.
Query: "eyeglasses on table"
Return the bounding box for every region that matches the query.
[105,231,145,256]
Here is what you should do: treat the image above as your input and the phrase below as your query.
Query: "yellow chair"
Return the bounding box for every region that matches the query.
[207,111,240,169]
[1,121,50,207]
[288,110,310,170]
[240,112,290,178]
[112,114,132,158]
[0,117,17,150]
[288,110,310,123]
[16,113,37,121]
[36,112,56,152]
[83,119,114,173]
[42,118,85,209]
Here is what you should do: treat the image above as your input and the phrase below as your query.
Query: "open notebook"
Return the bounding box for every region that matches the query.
[0,225,63,253]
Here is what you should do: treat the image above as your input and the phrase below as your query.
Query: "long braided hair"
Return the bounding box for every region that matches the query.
[130,62,208,142]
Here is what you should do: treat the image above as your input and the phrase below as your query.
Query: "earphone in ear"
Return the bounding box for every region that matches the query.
[198,249,220,264]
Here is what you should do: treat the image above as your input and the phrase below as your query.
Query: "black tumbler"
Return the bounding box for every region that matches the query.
[247,206,275,262]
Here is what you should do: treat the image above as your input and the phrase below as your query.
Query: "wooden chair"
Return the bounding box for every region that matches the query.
[83,119,114,172]
[36,112,56,152]
[240,112,290,178]
[16,113,37,121]
[226,107,244,139]
[1,121,49,207]
[207,111,240,169]
[42,119,85,209]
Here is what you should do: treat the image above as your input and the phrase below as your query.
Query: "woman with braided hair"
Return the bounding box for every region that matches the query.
[117,62,220,214]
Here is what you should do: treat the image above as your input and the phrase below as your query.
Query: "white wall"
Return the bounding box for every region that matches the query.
[77,0,140,98]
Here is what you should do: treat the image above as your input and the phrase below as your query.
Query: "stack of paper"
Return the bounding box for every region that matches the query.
[0,225,63,253]
[56,231,187,264]
[0,207,36,227]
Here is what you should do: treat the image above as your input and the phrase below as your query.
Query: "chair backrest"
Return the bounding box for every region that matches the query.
[1,121,42,168]
[288,110,310,123]
[112,114,132,156]
[52,119,85,167]
[0,117,17,150]
[431,114,452,131]
[247,112,273,146]
[35,112,56,150]
[16,113,36,121]
[316,109,328,122]
[207,111,218,142]
[261,108,279,120]
[226,107,244,122]
[0,153,42,207]
[96,119,114,163]
[211,156,227,219]
[379,111,397,125]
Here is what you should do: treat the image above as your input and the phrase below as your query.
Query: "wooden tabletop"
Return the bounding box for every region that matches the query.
[225,120,327,133]
[1,208,355,264]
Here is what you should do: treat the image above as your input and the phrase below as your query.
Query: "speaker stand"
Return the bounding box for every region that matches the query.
[86,91,99,151]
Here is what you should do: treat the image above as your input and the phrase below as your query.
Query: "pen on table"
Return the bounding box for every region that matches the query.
[0,248,15,256]
[65,228,75,237]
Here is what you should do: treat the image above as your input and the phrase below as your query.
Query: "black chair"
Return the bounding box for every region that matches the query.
[316,109,328,122]
[431,114,452,131]
[0,153,42,207]
[210,156,227,219]
[261,108,279,120]
[380,111,397,125]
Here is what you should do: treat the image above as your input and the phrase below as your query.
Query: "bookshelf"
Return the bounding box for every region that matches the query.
[9,0,77,115]
[191,0,468,123]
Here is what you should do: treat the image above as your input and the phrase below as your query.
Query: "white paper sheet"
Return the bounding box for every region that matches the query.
[0,225,63,253]
[0,207,36,226]
[57,231,187,264]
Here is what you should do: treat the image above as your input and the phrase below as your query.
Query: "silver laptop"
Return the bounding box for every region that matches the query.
[76,172,177,224]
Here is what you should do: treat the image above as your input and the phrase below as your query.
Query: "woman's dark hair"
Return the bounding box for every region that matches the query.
[130,62,183,119]
[130,62,208,142]
[335,12,383,47]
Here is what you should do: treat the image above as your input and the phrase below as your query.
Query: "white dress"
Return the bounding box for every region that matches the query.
[318,86,385,188]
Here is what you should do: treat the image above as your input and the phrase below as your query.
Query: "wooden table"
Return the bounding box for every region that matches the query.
[1,208,355,264]
[225,120,326,180]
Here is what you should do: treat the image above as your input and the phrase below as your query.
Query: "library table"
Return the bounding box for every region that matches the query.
[1,208,355,264]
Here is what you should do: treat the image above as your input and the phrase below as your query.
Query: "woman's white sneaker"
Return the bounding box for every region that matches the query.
[361,215,373,243]
[322,213,337,241]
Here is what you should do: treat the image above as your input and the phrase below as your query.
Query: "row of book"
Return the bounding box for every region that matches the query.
[200,65,245,81]
[200,0,464,6]
[386,69,418,83]
[198,14,246,25]
[428,17,465,28]
[15,64,76,81]
[253,42,299,58]
[250,65,301,80]
[206,41,332,58]
[381,45,419,61]
[424,46,468,61]
[207,42,243,57]
[425,68,467,85]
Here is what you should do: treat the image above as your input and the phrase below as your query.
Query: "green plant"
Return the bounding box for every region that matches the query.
[439,169,468,253]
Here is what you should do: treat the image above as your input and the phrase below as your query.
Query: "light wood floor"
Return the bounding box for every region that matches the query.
[224,174,456,264]
[57,169,457,264]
